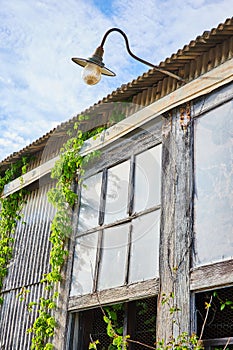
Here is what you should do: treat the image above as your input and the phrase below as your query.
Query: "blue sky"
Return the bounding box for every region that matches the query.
[0,0,232,161]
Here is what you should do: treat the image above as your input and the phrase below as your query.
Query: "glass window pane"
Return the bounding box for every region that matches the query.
[104,161,130,224]
[134,145,161,213]
[78,173,102,233]
[129,210,160,283]
[70,232,98,296]
[98,224,129,290]
[194,101,233,266]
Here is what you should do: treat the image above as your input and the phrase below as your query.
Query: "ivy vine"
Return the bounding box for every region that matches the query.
[0,157,29,305]
[89,294,205,350]
[27,116,105,349]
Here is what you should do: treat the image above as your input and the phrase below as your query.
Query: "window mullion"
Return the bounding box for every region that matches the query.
[99,169,107,226]
[93,230,103,292]
[125,223,132,285]
[128,155,135,216]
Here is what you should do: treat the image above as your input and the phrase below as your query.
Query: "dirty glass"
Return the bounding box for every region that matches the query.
[194,101,233,266]
[78,172,102,233]
[104,161,130,224]
[129,210,160,283]
[98,223,129,290]
[70,232,99,296]
[134,145,161,213]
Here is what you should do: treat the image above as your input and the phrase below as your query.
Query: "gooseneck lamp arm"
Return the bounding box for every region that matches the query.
[72,28,185,85]
[100,28,184,82]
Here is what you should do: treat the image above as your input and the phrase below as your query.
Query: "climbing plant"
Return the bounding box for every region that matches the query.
[89,294,205,350]
[27,116,105,349]
[0,157,29,305]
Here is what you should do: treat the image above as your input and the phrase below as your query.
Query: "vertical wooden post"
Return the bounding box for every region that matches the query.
[53,184,78,350]
[157,106,193,342]
[53,236,75,350]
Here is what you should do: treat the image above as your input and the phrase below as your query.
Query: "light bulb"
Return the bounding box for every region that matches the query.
[82,63,102,85]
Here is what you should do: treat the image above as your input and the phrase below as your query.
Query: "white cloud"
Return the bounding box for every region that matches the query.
[0,0,232,161]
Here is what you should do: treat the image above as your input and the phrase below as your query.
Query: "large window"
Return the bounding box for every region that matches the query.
[194,100,233,267]
[70,144,161,297]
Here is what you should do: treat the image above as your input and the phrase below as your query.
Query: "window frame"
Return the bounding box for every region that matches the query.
[69,117,162,312]
[190,88,233,345]
[191,96,233,292]
[193,100,233,269]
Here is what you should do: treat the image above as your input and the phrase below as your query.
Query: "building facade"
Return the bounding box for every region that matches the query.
[0,18,233,350]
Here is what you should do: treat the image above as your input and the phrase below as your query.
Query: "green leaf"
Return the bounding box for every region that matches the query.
[220,303,226,311]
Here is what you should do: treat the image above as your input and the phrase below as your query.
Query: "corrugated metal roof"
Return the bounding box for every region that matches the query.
[1,17,233,169]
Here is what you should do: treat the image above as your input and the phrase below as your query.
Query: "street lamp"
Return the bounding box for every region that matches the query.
[72,28,185,85]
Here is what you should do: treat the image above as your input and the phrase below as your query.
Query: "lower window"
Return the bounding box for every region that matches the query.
[195,286,233,350]
[69,296,157,349]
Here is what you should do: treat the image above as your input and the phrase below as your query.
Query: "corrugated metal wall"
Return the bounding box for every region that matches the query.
[0,180,56,349]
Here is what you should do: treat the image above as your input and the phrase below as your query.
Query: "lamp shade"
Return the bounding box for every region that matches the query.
[72,57,115,77]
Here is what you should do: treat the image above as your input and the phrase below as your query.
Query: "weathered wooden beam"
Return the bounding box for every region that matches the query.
[156,105,193,341]
[190,260,233,291]
[2,155,59,198]
[53,184,78,350]
[53,237,75,350]
[68,278,159,311]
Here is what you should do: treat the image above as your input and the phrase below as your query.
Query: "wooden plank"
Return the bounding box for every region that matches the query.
[53,238,75,349]
[68,278,159,311]
[203,337,233,347]
[190,260,233,291]
[2,155,59,198]
[193,78,233,115]
[53,183,79,349]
